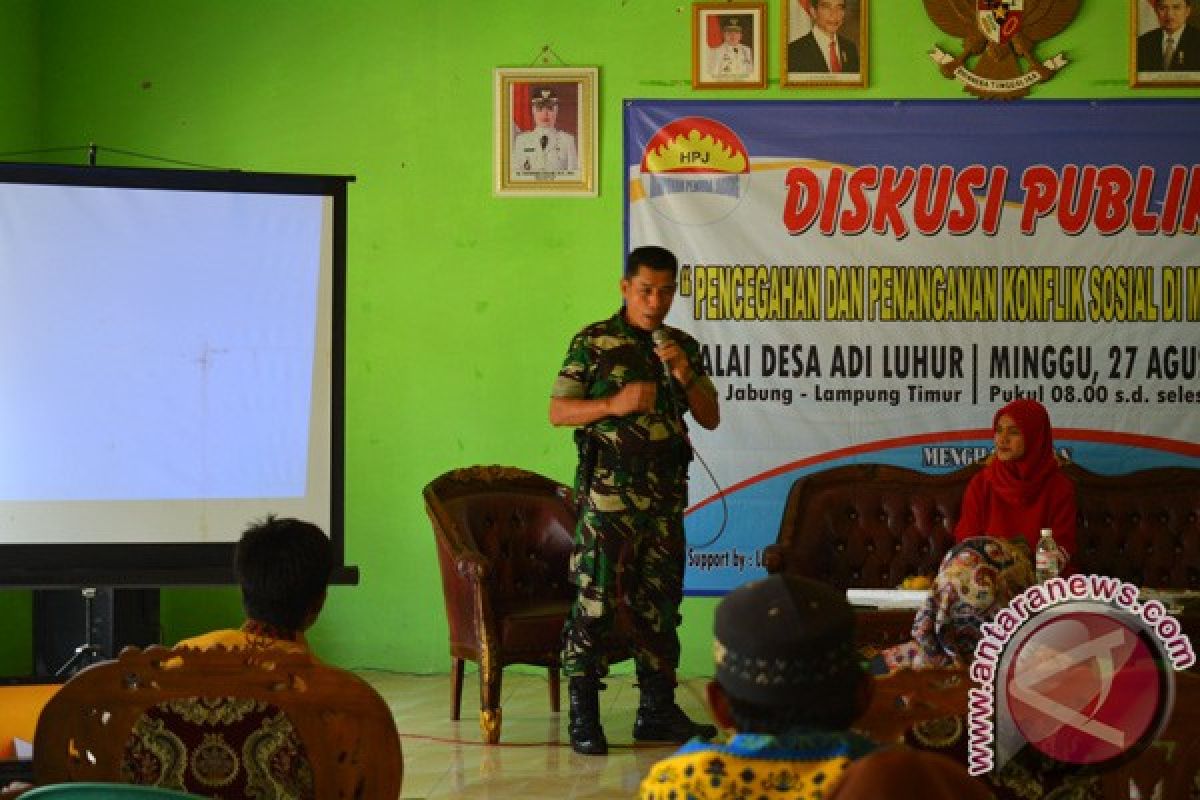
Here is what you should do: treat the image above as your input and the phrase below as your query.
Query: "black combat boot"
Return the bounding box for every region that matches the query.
[567,675,608,755]
[632,669,718,743]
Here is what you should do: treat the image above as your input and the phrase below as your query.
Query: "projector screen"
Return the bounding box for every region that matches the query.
[0,164,350,586]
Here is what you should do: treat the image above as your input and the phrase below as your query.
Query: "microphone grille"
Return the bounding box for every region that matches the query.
[651,328,668,346]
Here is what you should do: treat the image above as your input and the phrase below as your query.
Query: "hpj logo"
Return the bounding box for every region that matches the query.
[637,116,751,226]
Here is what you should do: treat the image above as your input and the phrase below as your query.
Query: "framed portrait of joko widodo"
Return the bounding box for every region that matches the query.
[692,3,768,89]
[1131,0,1200,87]
[494,66,597,197]
[782,0,868,88]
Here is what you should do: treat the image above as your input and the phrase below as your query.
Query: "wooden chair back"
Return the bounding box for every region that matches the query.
[33,645,401,800]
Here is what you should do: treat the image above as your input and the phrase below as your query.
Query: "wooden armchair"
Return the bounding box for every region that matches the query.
[32,645,401,800]
[423,465,577,744]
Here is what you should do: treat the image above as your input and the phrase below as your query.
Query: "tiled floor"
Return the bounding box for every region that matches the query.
[360,670,713,800]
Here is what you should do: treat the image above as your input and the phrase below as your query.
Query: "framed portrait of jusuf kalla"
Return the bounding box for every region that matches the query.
[782,0,868,88]
[494,67,597,197]
[1131,0,1200,87]
[692,3,767,89]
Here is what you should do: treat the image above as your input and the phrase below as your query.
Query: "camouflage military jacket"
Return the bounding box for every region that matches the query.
[552,309,715,513]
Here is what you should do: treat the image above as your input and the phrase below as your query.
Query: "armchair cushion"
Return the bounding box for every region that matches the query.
[440,490,575,610]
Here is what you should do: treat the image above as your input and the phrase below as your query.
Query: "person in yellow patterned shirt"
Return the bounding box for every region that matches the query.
[639,574,876,800]
[176,516,332,659]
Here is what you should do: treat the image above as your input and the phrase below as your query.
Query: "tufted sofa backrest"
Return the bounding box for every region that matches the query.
[1072,465,1200,589]
[768,462,1200,590]
[769,463,974,590]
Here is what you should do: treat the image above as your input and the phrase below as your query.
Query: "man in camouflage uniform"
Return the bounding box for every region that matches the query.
[549,245,721,755]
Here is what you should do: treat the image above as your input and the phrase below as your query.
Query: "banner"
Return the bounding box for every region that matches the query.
[623,100,1200,594]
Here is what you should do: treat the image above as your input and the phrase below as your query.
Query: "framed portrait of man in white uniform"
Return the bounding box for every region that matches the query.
[693,3,767,89]
[494,67,598,196]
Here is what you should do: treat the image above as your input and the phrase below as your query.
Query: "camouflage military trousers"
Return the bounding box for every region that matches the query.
[560,506,686,678]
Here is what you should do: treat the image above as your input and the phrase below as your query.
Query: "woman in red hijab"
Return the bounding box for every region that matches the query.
[955,398,1076,567]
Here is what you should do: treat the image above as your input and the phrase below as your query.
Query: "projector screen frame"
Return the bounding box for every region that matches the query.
[0,162,355,588]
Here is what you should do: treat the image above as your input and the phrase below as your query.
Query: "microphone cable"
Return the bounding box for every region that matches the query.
[651,329,728,551]
[686,442,728,550]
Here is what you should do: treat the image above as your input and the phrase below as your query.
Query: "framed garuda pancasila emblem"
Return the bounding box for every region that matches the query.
[923,0,1080,98]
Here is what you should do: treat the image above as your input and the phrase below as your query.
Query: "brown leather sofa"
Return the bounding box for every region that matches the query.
[765,461,1200,590]
[763,461,1200,646]
[765,463,971,591]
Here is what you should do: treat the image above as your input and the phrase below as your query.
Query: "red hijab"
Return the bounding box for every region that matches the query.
[985,398,1059,505]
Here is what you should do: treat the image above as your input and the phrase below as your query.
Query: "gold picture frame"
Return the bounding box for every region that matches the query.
[692,2,767,89]
[1131,0,1200,87]
[782,0,868,88]
[493,67,597,197]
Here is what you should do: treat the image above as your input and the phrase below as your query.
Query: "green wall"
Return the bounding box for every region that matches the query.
[0,0,40,675]
[2,0,1195,676]
[0,0,38,147]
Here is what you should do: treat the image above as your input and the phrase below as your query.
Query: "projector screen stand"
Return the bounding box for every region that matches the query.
[53,588,106,678]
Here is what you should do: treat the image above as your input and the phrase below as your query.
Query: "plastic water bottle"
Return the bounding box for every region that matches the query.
[1035,528,1061,583]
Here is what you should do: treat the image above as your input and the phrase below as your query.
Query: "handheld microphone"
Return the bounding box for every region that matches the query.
[651,328,675,386]
[650,327,668,357]
[650,327,676,403]
[652,327,685,419]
